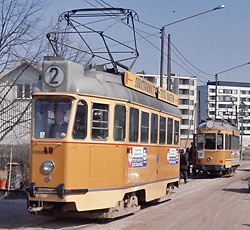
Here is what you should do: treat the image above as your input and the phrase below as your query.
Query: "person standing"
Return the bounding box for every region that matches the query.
[180,149,188,184]
[185,147,191,178]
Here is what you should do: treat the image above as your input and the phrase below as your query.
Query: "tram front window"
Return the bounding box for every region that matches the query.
[205,133,216,149]
[197,134,204,150]
[34,99,72,139]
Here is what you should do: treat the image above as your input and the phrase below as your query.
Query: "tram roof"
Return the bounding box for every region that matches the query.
[198,119,238,130]
[34,58,181,117]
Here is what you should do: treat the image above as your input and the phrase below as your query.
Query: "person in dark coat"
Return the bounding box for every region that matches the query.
[180,149,188,184]
[185,147,191,177]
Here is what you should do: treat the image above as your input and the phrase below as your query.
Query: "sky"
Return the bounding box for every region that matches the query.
[46,0,250,85]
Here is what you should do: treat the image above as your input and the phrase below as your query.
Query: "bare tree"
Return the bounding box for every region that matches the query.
[0,0,48,144]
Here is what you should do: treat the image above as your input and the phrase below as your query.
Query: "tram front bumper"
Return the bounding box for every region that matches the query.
[27,183,88,199]
[196,165,225,172]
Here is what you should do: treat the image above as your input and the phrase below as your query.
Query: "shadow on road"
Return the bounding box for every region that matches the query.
[238,168,250,172]
[222,188,249,194]
[0,216,105,229]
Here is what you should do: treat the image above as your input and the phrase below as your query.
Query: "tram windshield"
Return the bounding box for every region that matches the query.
[33,98,72,139]
[197,133,216,150]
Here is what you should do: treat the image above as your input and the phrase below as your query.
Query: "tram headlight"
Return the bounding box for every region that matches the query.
[41,160,55,174]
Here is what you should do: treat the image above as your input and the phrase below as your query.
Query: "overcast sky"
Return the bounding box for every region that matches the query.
[47,0,250,85]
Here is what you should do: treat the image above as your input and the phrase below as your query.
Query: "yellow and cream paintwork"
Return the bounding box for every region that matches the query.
[29,92,181,212]
[196,126,240,172]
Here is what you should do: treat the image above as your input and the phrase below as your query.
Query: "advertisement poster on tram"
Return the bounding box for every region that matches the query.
[167,148,179,165]
[128,147,147,168]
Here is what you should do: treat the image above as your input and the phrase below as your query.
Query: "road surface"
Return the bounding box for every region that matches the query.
[0,162,250,230]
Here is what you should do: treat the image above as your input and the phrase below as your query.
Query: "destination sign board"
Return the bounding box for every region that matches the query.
[124,71,156,97]
[157,86,179,106]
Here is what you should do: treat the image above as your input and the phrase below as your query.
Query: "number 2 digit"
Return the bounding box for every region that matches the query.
[50,67,58,84]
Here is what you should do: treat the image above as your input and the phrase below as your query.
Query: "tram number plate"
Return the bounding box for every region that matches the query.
[44,66,65,87]
[198,151,205,159]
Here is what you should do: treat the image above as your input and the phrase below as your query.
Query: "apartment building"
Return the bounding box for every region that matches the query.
[198,81,250,146]
[138,73,197,147]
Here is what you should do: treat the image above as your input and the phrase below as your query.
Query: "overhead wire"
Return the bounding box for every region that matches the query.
[84,0,211,85]
[170,39,214,77]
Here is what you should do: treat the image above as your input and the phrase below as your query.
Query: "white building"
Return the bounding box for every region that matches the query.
[198,81,250,146]
[0,59,41,145]
[138,73,197,147]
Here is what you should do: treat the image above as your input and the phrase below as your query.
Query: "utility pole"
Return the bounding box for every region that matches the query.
[214,74,218,120]
[236,105,238,126]
[159,27,165,88]
[167,34,171,91]
[240,102,246,161]
[198,90,201,124]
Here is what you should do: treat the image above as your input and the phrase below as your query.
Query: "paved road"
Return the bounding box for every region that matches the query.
[0,162,250,230]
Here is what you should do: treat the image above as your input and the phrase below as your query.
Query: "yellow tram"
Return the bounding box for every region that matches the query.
[195,119,240,175]
[27,57,181,218]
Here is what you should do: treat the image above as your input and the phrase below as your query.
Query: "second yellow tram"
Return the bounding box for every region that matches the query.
[196,119,240,175]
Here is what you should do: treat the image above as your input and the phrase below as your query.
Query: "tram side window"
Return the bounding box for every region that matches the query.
[225,134,229,150]
[141,112,149,143]
[159,116,166,144]
[225,134,232,150]
[232,135,239,150]
[129,108,139,142]
[167,118,173,145]
[151,113,158,144]
[174,120,180,145]
[217,134,223,150]
[197,134,204,150]
[73,100,87,139]
[114,105,126,141]
[205,133,216,149]
[92,103,109,140]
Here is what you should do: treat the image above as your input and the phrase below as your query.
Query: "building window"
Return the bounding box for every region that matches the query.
[180,99,189,105]
[17,84,31,99]
[240,90,246,94]
[209,88,215,93]
[17,84,22,98]
[179,89,189,95]
[24,84,31,98]
[190,90,194,96]
[209,96,215,100]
